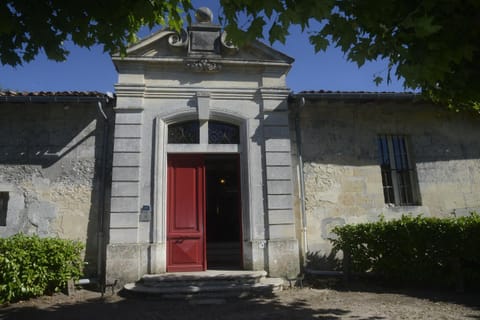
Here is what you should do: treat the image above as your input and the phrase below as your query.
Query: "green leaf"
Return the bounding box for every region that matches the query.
[414,15,442,38]
[268,23,288,44]
[247,17,266,40]
[373,76,383,86]
[309,34,329,53]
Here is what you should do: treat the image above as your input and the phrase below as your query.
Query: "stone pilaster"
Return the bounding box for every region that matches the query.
[261,89,300,277]
[106,108,147,284]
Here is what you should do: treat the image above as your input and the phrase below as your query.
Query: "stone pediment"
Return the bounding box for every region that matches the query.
[120,20,293,65]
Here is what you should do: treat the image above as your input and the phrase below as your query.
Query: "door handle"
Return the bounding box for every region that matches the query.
[175,239,184,244]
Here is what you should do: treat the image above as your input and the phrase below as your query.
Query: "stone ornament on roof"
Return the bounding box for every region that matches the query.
[161,7,240,72]
[168,28,188,48]
[195,7,213,24]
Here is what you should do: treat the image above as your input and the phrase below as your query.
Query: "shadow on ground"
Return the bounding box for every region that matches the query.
[1,284,480,320]
[307,275,480,313]
[0,293,352,320]
[304,252,480,313]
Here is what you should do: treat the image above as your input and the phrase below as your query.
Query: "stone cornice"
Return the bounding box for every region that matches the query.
[258,88,291,100]
[112,56,292,69]
[115,85,263,101]
[114,85,291,102]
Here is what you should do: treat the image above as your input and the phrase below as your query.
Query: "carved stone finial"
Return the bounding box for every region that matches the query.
[220,31,239,55]
[168,29,188,47]
[195,7,213,24]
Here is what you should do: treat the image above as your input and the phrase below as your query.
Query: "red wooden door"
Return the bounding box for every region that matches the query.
[167,154,206,272]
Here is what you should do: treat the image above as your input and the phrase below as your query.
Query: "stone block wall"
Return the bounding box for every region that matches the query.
[0,101,111,276]
[296,102,480,256]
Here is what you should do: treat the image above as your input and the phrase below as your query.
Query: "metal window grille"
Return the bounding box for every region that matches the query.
[168,121,200,144]
[168,120,239,145]
[208,121,239,144]
[378,135,420,205]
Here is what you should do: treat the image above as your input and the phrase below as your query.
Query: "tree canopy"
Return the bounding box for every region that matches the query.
[1,0,479,110]
[0,1,193,65]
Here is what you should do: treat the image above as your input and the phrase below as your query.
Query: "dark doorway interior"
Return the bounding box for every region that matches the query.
[205,154,242,269]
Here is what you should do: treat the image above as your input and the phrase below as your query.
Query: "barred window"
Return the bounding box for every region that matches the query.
[168,120,239,144]
[168,121,200,144]
[378,135,420,206]
[0,192,8,226]
[208,121,239,144]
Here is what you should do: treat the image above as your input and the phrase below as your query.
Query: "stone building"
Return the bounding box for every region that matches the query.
[106,9,299,282]
[290,92,480,258]
[0,91,114,277]
[1,8,479,285]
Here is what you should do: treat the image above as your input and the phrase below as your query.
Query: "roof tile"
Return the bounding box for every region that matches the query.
[0,90,110,97]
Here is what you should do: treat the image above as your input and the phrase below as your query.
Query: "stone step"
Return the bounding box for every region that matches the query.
[140,270,267,285]
[139,279,260,288]
[124,277,283,298]
[123,270,283,298]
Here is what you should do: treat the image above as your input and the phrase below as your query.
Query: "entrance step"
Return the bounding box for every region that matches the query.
[123,270,283,298]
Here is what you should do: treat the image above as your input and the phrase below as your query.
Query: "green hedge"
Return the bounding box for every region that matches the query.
[0,234,84,304]
[331,214,480,287]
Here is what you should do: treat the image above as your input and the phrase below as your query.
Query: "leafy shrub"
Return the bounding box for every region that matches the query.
[0,234,84,304]
[331,214,480,287]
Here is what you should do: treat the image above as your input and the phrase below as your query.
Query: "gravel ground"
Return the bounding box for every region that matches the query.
[1,285,479,320]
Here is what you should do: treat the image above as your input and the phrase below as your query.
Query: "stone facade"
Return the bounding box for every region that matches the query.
[291,95,480,257]
[0,94,114,276]
[105,13,300,283]
[2,10,480,285]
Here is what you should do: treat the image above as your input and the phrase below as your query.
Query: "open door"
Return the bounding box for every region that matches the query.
[167,154,205,272]
[205,155,242,269]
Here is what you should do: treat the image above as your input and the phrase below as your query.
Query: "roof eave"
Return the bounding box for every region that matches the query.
[292,91,423,103]
[0,93,114,104]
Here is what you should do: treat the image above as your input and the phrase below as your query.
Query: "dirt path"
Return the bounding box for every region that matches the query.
[1,286,479,320]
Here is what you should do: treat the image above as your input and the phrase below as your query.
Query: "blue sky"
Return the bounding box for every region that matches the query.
[0,1,406,94]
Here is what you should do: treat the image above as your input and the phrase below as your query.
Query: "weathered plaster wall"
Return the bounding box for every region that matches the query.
[0,102,110,276]
[296,102,480,256]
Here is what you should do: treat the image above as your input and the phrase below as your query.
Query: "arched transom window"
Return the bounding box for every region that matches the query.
[168,121,200,144]
[168,120,239,144]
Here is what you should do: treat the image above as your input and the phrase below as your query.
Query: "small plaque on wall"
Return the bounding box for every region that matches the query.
[139,205,151,222]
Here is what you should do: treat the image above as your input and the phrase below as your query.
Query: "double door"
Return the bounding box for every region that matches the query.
[167,154,242,272]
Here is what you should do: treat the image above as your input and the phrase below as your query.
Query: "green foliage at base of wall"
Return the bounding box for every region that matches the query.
[331,214,480,287]
[0,234,84,304]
